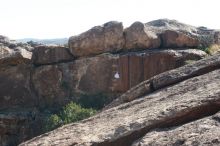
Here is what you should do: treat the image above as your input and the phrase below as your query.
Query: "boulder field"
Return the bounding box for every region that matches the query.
[0,19,220,145]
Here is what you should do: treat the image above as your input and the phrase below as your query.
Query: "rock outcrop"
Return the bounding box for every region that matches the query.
[20,54,220,146]
[68,19,220,57]
[1,19,220,146]
[68,21,125,57]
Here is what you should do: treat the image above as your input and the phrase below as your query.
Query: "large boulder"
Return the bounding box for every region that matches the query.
[124,22,161,50]
[105,53,218,109]
[0,44,32,67]
[160,30,199,48]
[32,45,74,65]
[20,56,220,145]
[0,43,33,110]
[68,21,125,57]
[146,19,200,48]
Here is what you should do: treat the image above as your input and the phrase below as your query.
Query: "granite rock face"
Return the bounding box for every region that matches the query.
[31,49,206,108]
[20,54,220,146]
[68,19,220,57]
[0,109,43,146]
[132,112,220,146]
[124,21,161,50]
[0,44,32,67]
[68,21,125,57]
[32,45,74,65]
[105,53,219,109]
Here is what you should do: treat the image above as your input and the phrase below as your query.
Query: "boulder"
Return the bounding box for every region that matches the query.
[124,22,161,50]
[146,19,198,33]
[68,21,125,57]
[0,45,32,67]
[146,19,200,48]
[20,63,220,146]
[32,45,74,65]
[0,35,10,44]
[160,30,199,48]
[132,112,220,146]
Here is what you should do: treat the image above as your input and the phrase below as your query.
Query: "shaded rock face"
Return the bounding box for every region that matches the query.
[0,110,43,146]
[20,54,220,146]
[160,30,199,48]
[68,21,125,57]
[32,45,74,65]
[105,52,218,109]
[31,49,206,108]
[0,39,38,146]
[0,65,35,110]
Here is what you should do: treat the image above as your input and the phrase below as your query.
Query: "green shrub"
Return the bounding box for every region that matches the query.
[44,114,62,132]
[198,46,210,54]
[61,102,96,124]
[44,102,96,132]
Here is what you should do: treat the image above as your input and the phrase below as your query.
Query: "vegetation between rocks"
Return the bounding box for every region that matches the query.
[44,102,96,132]
[198,44,220,55]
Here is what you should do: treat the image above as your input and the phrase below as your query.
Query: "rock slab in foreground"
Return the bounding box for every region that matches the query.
[132,112,220,146]
[20,68,220,146]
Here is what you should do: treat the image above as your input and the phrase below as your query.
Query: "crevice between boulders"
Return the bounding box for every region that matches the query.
[94,98,220,146]
[29,66,40,107]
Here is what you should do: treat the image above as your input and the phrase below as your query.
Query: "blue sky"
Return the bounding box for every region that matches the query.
[0,0,219,39]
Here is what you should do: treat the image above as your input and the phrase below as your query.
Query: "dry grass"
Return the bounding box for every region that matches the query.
[207,44,220,55]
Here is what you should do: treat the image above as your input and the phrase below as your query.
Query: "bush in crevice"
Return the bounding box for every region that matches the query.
[44,102,96,132]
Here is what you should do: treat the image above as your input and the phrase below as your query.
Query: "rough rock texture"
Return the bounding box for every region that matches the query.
[68,19,220,57]
[132,112,220,146]
[68,21,125,57]
[20,64,220,146]
[0,65,35,110]
[0,43,33,110]
[0,45,32,67]
[32,45,74,65]
[0,109,43,146]
[160,30,199,48]
[106,53,219,109]
[124,22,161,50]
[31,49,206,108]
